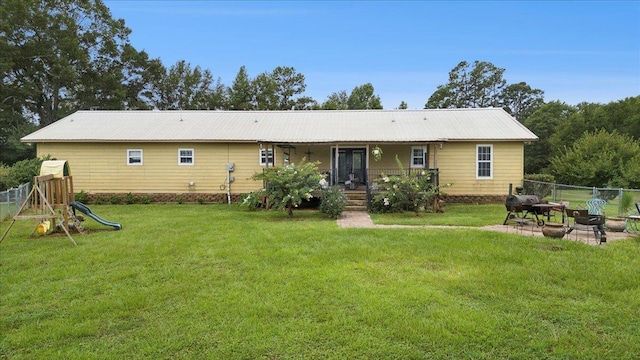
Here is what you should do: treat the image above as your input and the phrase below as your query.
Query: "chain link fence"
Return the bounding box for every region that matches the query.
[0,182,31,221]
[522,180,640,216]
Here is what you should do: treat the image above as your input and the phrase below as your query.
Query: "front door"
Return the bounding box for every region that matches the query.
[334,148,366,185]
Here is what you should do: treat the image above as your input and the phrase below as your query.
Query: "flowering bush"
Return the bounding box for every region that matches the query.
[370,155,445,214]
[242,159,322,217]
[319,186,347,219]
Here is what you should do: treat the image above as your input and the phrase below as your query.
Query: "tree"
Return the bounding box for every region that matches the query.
[0,112,36,165]
[270,66,307,110]
[502,82,545,121]
[425,60,544,121]
[548,129,640,188]
[398,101,408,109]
[228,66,253,110]
[151,60,226,110]
[321,91,349,110]
[523,101,576,174]
[1,0,142,126]
[347,83,383,109]
[425,61,506,109]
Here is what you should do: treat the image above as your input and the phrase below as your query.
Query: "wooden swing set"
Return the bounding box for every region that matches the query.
[0,161,82,245]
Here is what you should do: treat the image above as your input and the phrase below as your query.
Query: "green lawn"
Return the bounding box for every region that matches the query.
[1,204,639,359]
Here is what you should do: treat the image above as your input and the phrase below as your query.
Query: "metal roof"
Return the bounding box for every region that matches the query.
[21,108,538,144]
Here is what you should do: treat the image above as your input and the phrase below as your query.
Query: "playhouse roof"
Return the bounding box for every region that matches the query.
[22,108,538,144]
[40,160,71,178]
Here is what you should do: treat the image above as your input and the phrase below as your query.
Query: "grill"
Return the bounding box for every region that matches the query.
[503,194,547,226]
[505,194,540,213]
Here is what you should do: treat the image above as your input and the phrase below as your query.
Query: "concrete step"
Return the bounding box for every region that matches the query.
[345,205,367,212]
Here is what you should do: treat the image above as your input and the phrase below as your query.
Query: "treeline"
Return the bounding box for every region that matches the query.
[1,0,639,189]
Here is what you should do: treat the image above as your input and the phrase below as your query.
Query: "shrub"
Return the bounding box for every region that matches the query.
[75,190,89,204]
[370,155,441,214]
[0,155,50,190]
[125,192,137,204]
[319,186,346,219]
[109,195,122,205]
[242,159,322,217]
[176,195,184,204]
[140,195,151,204]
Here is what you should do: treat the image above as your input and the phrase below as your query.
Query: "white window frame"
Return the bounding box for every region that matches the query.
[127,149,143,166]
[410,146,427,169]
[178,148,194,166]
[476,144,493,179]
[259,148,275,166]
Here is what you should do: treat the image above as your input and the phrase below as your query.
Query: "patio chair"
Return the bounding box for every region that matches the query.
[625,202,640,233]
[344,173,360,190]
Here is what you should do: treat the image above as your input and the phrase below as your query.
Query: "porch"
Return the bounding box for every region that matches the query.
[320,168,440,211]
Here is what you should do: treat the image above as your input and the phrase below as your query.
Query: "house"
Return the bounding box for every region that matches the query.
[21,108,538,203]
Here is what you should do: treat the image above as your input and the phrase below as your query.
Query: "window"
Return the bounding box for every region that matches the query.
[178,148,194,165]
[127,149,143,165]
[410,146,427,168]
[476,145,493,179]
[260,148,275,166]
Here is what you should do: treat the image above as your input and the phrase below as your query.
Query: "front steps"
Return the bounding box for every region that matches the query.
[344,189,367,212]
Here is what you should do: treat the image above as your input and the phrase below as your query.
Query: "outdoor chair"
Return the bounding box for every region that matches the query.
[344,173,360,190]
[625,202,640,233]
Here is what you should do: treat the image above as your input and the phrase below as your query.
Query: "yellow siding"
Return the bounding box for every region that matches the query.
[437,142,523,195]
[38,143,272,194]
[37,141,524,196]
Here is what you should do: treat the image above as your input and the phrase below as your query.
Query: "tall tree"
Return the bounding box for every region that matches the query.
[1,0,141,126]
[228,66,253,110]
[523,101,576,174]
[502,82,545,121]
[398,101,408,109]
[152,60,226,110]
[270,66,307,110]
[321,91,349,110]
[251,72,278,110]
[347,83,383,109]
[425,60,544,121]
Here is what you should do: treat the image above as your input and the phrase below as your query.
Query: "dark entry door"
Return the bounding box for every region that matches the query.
[335,148,366,185]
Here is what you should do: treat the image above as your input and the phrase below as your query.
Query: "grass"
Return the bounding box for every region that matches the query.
[370,203,506,226]
[1,204,640,359]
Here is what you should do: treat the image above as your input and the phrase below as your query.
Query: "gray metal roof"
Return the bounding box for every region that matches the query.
[21,108,538,144]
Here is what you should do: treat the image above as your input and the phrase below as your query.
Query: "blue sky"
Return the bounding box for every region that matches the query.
[105,1,640,109]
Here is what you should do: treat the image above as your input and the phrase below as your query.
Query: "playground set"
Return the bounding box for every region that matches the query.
[0,160,121,245]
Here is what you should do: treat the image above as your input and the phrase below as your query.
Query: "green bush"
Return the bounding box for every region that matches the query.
[242,159,322,217]
[0,156,50,191]
[140,195,151,204]
[549,130,640,188]
[319,186,346,219]
[75,190,89,204]
[370,155,440,214]
[125,192,137,204]
[109,195,122,205]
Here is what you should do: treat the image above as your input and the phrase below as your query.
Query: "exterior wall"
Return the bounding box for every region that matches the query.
[37,140,524,198]
[437,141,523,196]
[37,142,272,195]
